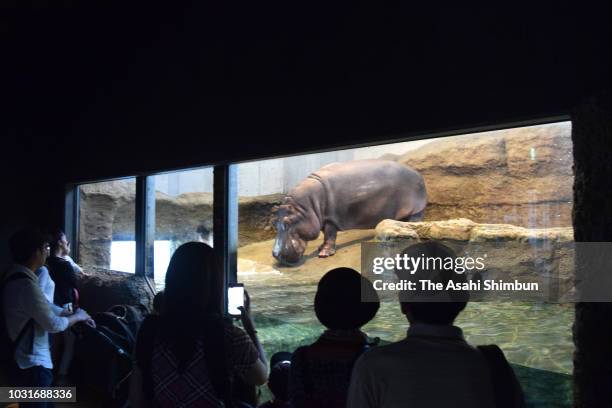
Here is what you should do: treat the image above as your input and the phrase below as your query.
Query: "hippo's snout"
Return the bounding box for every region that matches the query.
[272,235,305,266]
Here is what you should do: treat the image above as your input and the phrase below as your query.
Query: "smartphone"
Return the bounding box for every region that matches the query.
[227,283,245,317]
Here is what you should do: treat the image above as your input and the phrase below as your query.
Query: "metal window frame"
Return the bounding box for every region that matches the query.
[213,164,238,315]
[135,176,156,278]
[64,185,80,263]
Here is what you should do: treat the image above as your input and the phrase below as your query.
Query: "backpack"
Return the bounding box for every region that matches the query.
[71,304,147,406]
[94,304,148,353]
[0,271,35,378]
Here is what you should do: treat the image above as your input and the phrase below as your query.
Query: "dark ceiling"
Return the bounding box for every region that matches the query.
[1,2,610,184]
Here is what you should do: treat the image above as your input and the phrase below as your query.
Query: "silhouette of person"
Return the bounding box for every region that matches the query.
[130,242,267,408]
[289,267,380,408]
[347,241,526,408]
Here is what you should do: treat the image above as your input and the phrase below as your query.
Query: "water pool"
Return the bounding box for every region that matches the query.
[239,260,573,407]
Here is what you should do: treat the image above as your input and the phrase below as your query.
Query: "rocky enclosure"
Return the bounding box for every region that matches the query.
[397,122,572,227]
[78,180,282,269]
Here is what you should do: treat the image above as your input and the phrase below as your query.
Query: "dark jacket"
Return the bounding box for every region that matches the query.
[46,256,78,306]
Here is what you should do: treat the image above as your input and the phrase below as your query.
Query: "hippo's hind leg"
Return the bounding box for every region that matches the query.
[318,222,338,258]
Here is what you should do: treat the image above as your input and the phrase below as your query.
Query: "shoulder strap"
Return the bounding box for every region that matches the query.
[2,272,36,358]
[3,271,33,286]
[478,345,525,408]
[16,319,35,356]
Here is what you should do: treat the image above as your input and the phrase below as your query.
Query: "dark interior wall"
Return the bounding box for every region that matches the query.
[3,3,598,178]
[572,96,612,408]
[4,2,606,260]
[62,2,583,181]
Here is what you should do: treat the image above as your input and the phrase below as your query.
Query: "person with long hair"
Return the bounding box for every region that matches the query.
[130,242,267,408]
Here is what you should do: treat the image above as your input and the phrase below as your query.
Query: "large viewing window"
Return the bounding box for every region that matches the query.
[236,121,574,405]
[72,120,574,406]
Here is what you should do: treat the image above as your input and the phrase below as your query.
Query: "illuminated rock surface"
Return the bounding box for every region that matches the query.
[397,122,573,228]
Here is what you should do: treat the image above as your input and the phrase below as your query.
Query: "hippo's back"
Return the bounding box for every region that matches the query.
[308,159,426,230]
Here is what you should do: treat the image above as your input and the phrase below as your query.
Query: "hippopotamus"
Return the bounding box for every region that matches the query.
[272,159,427,265]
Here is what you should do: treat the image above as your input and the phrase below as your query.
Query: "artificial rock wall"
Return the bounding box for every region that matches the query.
[78,180,282,269]
[396,122,573,228]
[374,218,575,299]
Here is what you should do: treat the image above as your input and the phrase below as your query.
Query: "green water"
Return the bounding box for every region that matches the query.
[242,273,574,407]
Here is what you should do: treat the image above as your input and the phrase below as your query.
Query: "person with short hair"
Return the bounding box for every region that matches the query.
[288,267,380,408]
[347,241,526,408]
[2,228,94,406]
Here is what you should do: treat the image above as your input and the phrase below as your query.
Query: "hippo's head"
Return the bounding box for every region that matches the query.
[272,204,308,265]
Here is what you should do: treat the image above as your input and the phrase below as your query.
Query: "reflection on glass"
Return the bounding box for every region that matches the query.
[108,240,172,276]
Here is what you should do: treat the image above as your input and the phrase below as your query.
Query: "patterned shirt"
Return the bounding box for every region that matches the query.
[136,315,259,408]
[289,329,369,408]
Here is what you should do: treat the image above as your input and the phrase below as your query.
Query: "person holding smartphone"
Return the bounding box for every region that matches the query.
[130,242,267,408]
[237,288,268,378]
[228,283,266,367]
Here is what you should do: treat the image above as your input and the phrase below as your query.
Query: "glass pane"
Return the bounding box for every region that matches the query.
[78,178,136,273]
[152,167,214,291]
[237,121,573,404]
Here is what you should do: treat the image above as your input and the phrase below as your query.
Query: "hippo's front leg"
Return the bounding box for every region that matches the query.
[318,222,338,257]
